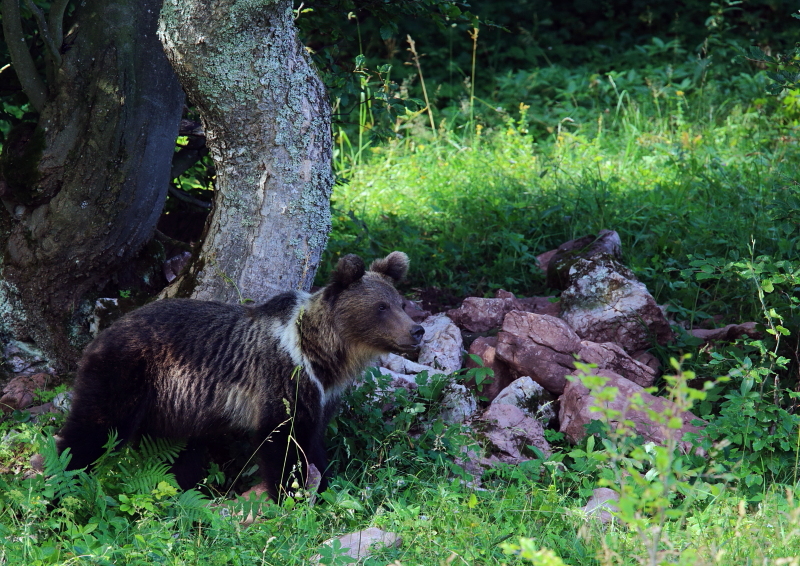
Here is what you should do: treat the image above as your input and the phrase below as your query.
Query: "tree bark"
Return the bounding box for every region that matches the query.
[0,0,184,367]
[157,0,333,304]
[1,0,49,112]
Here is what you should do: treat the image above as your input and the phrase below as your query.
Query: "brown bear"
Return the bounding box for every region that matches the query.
[56,251,423,500]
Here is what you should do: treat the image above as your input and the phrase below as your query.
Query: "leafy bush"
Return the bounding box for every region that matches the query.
[675,254,800,500]
[327,367,473,486]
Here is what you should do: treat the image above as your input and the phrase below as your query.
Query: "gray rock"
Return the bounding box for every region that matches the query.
[577,341,657,388]
[446,297,520,333]
[583,487,619,523]
[447,293,561,333]
[379,353,437,376]
[28,402,61,425]
[30,453,45,473]
[496,290,561,317]
[374,367,419,390]
[163,251,192,283]
[542,230,623,290]
[418,314,463,374]
[513,296,561,318]
[464,336,515,402]
[560,257,673,353]
[5,356,30,374]
[0,373,48,413]
[3,340,47,373]
[631,350,662,376]
[491,376,557,426]
[313,527,402,564]
[559,369,704,454]
[495,312,582,395]
[439,382,478,424]
[476,403,551,464]
[52,390,73,413]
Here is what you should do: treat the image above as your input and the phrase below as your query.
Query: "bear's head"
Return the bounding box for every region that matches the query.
[324,251,424,354]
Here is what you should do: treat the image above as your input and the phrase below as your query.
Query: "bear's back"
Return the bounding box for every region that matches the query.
[74,294,312,436]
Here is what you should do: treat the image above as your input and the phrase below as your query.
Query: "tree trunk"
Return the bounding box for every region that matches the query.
[157,0,333,304]
[0,0,184,367]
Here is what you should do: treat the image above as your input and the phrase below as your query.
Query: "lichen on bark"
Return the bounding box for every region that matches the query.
[158,0,333,303]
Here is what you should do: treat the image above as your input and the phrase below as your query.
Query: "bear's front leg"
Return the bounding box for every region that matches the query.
[254,417,326,501]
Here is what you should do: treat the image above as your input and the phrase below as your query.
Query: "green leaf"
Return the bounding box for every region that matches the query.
[744,474,763,487]
[379,24,396,41]
[338,499,363,511]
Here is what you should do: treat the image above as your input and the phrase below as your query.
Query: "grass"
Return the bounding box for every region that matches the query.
[2,43,800,566]
[323,56,800,324]
[2,426,799,565]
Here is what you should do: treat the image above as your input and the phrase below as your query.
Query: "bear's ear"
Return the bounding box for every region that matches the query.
[369,251,409,283]
[329,254,366,290]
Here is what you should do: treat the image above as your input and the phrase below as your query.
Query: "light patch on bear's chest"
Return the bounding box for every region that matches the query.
[271,293,328,408]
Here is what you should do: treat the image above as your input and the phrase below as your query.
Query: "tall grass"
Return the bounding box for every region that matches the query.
[3,423,797,565]
[323,58,800,325]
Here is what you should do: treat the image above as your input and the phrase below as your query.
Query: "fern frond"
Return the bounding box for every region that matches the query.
[37,434,90,503]
[49,470,89,502]
[123,461,175,494]
[170,489,211,523]
[139,435,185,464]
[103,429,120,451]
[74,473,103,510]
[41,434,68,476]
[90,430,123,474]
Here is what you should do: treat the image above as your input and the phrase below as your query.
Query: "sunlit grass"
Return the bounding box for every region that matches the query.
[324,66,800,327]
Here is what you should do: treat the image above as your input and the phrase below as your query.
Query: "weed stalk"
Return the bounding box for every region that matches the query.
[469,27,479,137]
[406,35,436,138]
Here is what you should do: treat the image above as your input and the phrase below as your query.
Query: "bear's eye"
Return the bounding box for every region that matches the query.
[378,303,388,312]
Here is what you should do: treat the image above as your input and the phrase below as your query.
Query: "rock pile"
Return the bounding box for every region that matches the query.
[0,341,61,421]
[368,231,754,476]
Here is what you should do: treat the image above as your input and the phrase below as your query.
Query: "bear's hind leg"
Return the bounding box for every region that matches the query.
[253,421,298,501]
[169,439,208,490]
[57,420,114,471]
[255,421,329,500]
[57,395,148,471]
[302,429,330,492]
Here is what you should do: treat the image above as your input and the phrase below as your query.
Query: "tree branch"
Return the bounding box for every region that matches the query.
[168,185,212,209]
[47,0,70,56]
[23,0,61,66]
[1,0,47,112]
[154,229,195,254]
